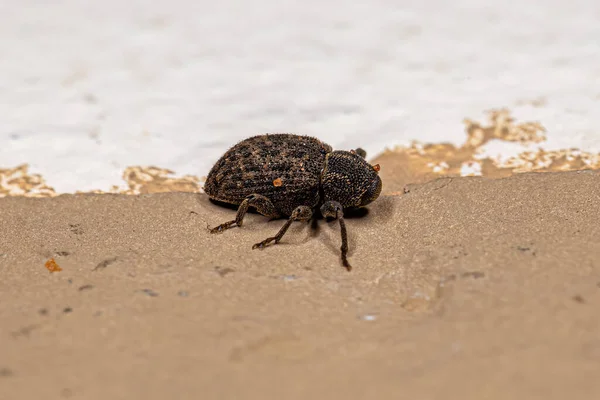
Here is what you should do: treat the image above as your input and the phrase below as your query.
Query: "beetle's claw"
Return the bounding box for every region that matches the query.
[342,255,352,271]
[209,221,237,234]
[252,237,277,250]
[209,226,222,234]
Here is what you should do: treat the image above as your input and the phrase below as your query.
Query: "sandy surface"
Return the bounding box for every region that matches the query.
[1,165,599,399]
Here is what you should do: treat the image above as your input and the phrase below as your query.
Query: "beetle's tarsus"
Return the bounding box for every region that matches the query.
[252,237,278,249]
[209,220,237,234]
[342,256,352,272]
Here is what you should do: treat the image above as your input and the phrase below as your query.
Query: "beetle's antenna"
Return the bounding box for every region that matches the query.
[338,217,352,271]
[355,148,367,158]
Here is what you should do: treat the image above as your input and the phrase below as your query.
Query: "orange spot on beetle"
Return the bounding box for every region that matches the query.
[373,164,381,172]
[45,258,62,273]
[273,178,283,187]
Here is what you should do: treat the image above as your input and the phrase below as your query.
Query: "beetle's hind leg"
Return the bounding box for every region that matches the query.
[252,206,313,249]
[209,194,280,234]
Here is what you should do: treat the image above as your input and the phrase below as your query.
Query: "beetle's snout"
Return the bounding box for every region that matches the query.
[360,174,382,206]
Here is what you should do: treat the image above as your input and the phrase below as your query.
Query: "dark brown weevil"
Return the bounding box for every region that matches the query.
[204,133,382,271]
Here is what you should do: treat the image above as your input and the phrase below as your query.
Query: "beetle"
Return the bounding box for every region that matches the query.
[204,133,382,271]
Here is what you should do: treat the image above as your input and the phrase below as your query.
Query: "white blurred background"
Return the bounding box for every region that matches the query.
[1,0,599,192]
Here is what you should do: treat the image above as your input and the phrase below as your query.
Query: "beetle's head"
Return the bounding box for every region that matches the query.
[321,150,382,209]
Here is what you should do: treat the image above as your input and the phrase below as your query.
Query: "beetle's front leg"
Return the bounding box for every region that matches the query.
[252,206,313,249]
[320,200,351,271]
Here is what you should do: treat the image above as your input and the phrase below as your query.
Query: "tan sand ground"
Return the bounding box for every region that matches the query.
[1,166,600,399]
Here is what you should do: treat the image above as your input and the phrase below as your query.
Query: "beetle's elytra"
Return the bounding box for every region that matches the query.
[204,133,382,271]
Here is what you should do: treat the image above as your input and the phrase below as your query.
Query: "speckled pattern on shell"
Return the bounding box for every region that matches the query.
[204,134,332,216]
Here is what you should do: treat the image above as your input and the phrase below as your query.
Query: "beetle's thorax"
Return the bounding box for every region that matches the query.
[320,150,382,209]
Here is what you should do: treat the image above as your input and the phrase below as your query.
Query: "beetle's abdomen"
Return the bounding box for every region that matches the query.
[204,134,332,216]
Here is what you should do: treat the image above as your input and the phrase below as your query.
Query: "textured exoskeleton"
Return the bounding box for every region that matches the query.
[204,133,382,271]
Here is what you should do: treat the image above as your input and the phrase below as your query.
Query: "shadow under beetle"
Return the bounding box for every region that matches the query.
[204,133,382,271]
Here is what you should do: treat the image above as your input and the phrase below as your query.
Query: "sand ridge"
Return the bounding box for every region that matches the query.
[3,110,600,198]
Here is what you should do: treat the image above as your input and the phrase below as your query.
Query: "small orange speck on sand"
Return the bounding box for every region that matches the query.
[45,258,62,273]
[273,178,283,187]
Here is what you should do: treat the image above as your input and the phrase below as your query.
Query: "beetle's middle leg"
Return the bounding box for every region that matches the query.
[252,206,313,249]
[209,194,280,234]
